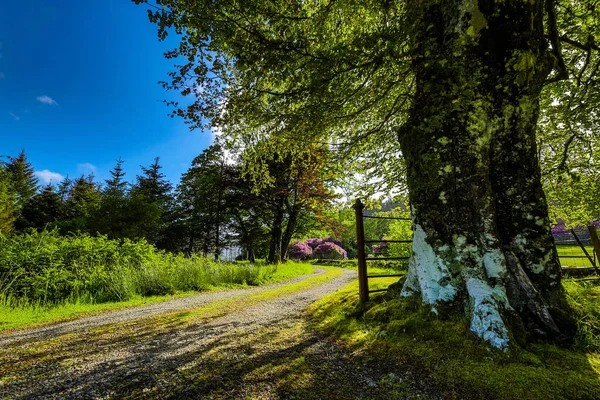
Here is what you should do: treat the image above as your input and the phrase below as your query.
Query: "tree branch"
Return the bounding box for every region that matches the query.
[544,0,569,84]
[558,35,600,52]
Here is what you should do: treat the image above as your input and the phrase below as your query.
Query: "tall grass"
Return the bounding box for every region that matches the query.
[0,230,281,308]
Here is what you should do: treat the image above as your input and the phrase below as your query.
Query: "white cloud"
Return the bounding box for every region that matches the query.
[77,163,97,175]
[36,95,59,106]
[35,169,64,184]
[9,112,20,121]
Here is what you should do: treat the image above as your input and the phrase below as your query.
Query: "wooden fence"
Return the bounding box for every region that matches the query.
[353,199,411,302]
[353,198,600,302]
[555,226,600,276]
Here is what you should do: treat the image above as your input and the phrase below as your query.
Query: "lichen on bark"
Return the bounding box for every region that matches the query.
[398,0,575,349]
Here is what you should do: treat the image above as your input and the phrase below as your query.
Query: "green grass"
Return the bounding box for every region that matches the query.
[557,245,597,267]
[309,278,600,400]
[0,261,315,332]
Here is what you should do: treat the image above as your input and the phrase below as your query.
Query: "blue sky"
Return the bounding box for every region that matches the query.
[0,0,213,187]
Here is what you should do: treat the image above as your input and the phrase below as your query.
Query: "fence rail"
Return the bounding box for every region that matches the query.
[354,199,411,302]
[363,215,411,220]
[353,198,600,303]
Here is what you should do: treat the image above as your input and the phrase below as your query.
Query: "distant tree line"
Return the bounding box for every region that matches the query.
[0,145,337,264]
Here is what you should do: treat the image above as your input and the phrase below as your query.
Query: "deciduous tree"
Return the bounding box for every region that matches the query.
[134,0,600,347]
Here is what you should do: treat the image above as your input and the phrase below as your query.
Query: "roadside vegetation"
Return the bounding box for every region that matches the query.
[310,278,600,400]
[0,230,314,331]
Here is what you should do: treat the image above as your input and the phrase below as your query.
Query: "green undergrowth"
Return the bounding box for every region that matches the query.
[309,278,600,400]
[0,230,302,306]
[0,261,315,332]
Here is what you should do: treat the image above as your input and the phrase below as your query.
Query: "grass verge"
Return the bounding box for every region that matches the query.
[308,278,600,400]
[0,261,315,332]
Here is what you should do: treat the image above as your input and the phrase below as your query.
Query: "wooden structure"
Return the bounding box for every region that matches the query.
[556,227,600,276]
[353,199,411,302]
[354,198,600,301]
[588,225,600,272]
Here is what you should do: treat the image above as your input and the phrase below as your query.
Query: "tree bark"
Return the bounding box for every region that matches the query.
[399,0,575,349]
[281,202,301,261]
[267,197,285,264]
[247,247,256,263]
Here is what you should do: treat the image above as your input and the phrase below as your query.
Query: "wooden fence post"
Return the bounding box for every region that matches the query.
[353,199,369,303]
[587,225,600,274]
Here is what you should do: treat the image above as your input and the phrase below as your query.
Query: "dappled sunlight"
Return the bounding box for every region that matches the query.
[310,280,600,399]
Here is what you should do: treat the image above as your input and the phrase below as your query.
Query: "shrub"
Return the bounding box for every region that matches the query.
[0,229,285,306]
[305,238,323,250]
[289,242,313,260]
[372,237,389,255]
[313,242,347,260]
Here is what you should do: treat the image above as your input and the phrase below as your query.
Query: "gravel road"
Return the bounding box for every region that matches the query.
[0,267,430,399]
[0,268,328,348]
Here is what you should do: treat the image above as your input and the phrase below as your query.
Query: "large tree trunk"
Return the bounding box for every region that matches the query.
[399,0,575,349]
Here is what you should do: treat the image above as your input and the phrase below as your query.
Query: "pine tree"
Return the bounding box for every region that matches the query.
[17,184,61,231]
[135,157,172,202]
[94,158,131,238]
[3,150,39,208]
[60,174,101,233]
[129,157,174,245]
[104,158,128,196]
[176,145,229,258]
[57,176,73,202]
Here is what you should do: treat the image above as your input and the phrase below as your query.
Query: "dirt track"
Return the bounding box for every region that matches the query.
[0,267,430,399]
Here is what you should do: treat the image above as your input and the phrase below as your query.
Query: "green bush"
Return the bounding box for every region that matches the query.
[0,229,282,306]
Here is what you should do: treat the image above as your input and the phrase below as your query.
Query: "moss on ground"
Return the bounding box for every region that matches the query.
[309,278,600,400]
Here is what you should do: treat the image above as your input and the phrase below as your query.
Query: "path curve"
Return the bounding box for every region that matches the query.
[0,267,431,399]
[0,267,330,347]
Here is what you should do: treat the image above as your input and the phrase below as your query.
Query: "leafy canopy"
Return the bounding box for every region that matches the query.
[137,0,599,216]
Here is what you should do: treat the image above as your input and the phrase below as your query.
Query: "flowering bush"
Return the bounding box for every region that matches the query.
[372,237,388,255]
[306,237,342,249]
[313,242,347,260]
[551,221,568,235]
[289,242,313,260]
[305,238,323,250]
[323,237,343,247]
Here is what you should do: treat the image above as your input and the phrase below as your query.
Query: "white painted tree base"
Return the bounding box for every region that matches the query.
[401,224,511,350]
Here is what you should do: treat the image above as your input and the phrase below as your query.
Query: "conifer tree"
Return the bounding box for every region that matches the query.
[95,158,130,238]
[57,176,73,202]
[134,157,172,203]
[177,145,230,258]
[104,158,128,196]
[60,174,101,233]
[17,184,61,231]
[2,150,38,208]
[129,157,174,245]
